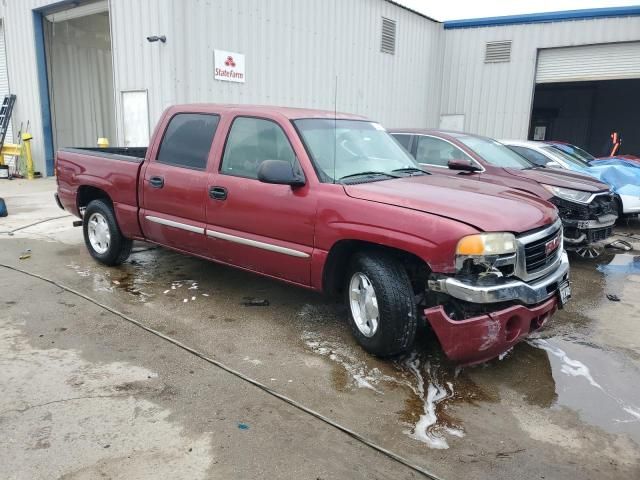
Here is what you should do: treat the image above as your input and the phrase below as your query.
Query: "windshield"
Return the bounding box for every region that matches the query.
[457,136,533,169]
[293,119,421,182]
[550,143,595,164]
[541,146,591,172]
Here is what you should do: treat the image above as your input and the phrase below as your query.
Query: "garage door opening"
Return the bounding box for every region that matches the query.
[529,79,640,157]
[43,4,115,152]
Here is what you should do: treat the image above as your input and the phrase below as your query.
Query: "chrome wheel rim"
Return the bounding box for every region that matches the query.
[349,272,379,337]
[87,212,111,254]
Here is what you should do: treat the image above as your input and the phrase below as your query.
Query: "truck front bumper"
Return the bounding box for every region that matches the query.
[433,251,570,305]
[424,296,557,365]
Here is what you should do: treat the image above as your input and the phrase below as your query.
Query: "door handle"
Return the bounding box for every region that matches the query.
[209,186,227,200]
[148,176,164,188]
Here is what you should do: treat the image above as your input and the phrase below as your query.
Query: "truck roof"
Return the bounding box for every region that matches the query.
[168,103,369,121]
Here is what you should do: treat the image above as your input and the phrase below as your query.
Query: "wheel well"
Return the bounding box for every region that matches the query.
[322,240,431,296]
[77,186,112,214]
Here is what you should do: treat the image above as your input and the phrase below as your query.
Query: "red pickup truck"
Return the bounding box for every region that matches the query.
[55,105,570,365]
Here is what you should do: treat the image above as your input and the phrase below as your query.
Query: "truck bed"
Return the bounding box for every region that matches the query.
[59,147,147,162]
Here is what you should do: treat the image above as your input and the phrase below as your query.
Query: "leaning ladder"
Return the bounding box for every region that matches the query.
[0,94,16,153]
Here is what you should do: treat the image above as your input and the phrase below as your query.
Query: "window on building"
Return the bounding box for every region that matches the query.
[157,113,220,169]
[381,17,396,55]
[221,117,296,179]
[415,136,467,167]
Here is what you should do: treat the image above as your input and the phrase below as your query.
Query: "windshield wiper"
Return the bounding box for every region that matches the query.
[391,167,428,175]
[338,171,400,182]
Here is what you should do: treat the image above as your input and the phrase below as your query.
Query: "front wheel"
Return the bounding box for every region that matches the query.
[83,199,132,266]
[345,251,417,357]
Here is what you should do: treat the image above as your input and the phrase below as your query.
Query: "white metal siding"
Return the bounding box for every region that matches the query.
[440,16,640,141]
[536,42,640,83]
[108,0,443,144]
[1,0,443,176]
[0,20,12,143]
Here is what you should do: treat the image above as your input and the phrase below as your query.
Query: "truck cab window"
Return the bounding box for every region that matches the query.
[221,117,296,179]
[416,136,465,167]
[157,113,220,169]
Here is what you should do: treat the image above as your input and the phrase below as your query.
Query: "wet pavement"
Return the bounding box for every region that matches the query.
[1,179,639,479]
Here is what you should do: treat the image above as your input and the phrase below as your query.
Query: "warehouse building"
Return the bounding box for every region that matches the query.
[0,1,639,176]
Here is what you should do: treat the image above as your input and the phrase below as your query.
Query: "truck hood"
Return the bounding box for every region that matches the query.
[503,167,608,192]
[343,175,557,233]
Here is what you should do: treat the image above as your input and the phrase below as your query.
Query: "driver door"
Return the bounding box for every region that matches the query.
[205,115,317,286]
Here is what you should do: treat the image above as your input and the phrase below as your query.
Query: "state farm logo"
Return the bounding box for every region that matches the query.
[214,50,245,82]
[545,236,560,255]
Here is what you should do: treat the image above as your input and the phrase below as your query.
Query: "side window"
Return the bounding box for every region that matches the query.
[509,146,549,167]
[157,113,220,169]
[415,136,466,167]
[392,134,412,152]
[221,117,296,179]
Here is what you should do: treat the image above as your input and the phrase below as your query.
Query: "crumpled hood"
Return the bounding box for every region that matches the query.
[343,175,557,233]
[504,167,609,192]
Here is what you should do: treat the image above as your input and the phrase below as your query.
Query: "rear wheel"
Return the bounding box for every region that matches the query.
[345,251,417,357]
[83,199,132,266]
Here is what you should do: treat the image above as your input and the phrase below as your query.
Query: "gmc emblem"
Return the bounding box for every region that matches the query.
[545,236,560,255]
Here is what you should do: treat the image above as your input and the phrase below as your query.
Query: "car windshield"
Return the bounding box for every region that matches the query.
[541,146,592,171]
[293,119,421,183]
[457,136,533,169]
[550,143,595,164]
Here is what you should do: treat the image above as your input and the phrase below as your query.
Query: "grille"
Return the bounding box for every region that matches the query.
[381,17,396,55]
[523,229,561,273]
[484,41,512,63]
[551,194,616,221]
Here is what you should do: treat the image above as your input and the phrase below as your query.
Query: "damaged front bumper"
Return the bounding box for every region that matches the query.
[425,251,570,365]
[430,251,570,305]
[424,297,557,365]
[551,194,617,247]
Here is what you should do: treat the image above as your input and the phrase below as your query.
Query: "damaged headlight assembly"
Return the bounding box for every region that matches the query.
[541,184,593,204]
[455,232,517,277]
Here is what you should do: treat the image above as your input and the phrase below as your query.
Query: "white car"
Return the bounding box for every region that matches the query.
[502,139,640,216]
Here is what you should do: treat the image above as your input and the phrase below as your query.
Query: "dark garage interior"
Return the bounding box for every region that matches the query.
[529,79,640,157]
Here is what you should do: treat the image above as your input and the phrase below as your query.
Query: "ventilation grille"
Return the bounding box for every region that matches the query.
[485,40,512,63]
[381,17,396,55]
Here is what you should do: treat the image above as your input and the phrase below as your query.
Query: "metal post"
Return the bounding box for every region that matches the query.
[21,132,34,180]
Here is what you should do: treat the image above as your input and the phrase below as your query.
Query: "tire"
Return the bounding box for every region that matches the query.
[344,251,417,357]
[83,199,132,266]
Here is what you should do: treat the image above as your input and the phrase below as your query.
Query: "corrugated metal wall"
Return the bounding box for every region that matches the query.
[439,16,640,140]
[0,0,443,175]
[109,0,443,144]
[0,20,12,144]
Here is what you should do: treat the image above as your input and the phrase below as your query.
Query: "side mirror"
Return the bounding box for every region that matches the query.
[257,160,306,187]
[448,159,481,172]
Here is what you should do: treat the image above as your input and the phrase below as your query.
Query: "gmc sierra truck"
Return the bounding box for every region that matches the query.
[55,105,571,365]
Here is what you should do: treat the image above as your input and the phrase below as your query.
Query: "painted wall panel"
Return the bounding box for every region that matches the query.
[440,16,640,141]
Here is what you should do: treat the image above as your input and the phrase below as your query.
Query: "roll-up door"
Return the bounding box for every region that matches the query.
[536,42,640,84]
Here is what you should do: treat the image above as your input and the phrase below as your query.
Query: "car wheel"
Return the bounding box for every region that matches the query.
[345,251,417,357]
[83,199,132,266]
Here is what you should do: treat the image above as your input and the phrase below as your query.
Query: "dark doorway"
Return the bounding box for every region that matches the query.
[529,79,640,156]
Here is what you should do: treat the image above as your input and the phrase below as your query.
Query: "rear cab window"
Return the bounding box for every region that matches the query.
[221,116,298,179]
[157,113,220,169]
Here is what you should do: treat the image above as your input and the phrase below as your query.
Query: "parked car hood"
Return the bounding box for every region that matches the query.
[503,167,608,192]
[343,175,557,233]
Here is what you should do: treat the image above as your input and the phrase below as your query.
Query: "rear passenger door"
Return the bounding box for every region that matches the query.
[140,113,219,254]
[205,115,316,286]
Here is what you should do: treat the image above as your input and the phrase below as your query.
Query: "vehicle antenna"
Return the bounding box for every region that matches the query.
[333,75,338,184]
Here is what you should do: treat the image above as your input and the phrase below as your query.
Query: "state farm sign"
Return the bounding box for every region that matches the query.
[214,50,245,83]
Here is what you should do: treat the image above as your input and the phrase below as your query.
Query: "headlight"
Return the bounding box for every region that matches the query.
[456,232,516,256]
[542,184,592,204]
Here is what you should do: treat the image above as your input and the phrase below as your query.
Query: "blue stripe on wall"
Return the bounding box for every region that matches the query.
[444,6,640,29]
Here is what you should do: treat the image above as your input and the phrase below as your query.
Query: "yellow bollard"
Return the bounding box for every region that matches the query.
[97,137,109,148]
[21,132,34,180]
